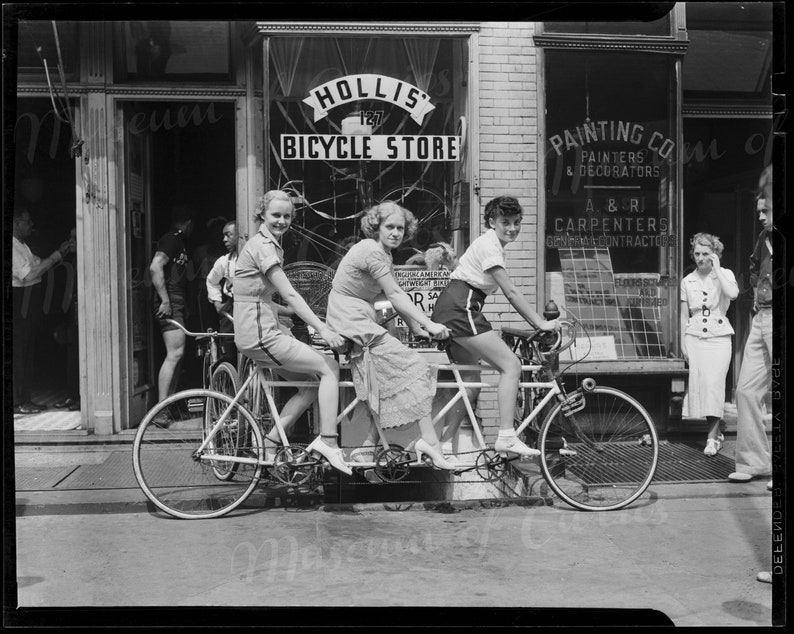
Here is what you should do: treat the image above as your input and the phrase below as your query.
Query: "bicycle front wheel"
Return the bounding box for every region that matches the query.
[538,386,658,511]
[132,389,264,519]
[205,362,243,481]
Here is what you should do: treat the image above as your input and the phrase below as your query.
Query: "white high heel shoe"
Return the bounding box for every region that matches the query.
[415,439,456,470]
[306,437,353,476]
[493,434,541,458]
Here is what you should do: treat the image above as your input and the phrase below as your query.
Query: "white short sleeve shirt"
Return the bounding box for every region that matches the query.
[12,236,42,287]
[449,229,505,295]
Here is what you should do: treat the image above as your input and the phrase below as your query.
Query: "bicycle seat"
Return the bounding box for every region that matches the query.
[501,326,537,340]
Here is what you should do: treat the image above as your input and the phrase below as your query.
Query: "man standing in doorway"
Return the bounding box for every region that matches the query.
[728,164,774,485]
[11,208,74,414]
[150,205,194,402]
[206,219,238,363]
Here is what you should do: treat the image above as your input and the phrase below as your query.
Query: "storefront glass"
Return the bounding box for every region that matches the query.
[544,51,677,360]
[17,21,79,80]
[266,36,469,266]
[112,21,233,82]
[544,16,671,37]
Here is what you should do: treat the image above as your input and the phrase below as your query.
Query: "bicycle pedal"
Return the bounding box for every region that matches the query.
[363,469,383,484]
[559,448,577,456]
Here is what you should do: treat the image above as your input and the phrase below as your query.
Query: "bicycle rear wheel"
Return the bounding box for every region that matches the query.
[132,389,263,519]
[538,386,658,511]
[205,362,243,481]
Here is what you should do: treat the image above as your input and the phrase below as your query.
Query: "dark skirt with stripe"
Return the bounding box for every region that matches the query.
[431,279,493,338]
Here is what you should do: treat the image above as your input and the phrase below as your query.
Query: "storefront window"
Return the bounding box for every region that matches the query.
[17,21,79,80]
[267,36,469,266]
[113,21,233,82]
[544,52,677,360]
[544,15,671,37]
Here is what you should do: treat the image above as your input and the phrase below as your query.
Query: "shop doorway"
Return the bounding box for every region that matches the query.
[12,98,80,426]
[682,117,772,399]
[123,100,236,426]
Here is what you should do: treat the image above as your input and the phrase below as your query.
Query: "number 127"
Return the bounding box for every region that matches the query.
[360,110,384,127]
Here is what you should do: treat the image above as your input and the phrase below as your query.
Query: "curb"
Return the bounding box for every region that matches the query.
[319,495,553,514]
[15,489,553,517]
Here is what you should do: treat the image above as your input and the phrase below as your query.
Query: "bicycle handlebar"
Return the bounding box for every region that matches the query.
[501,319,576,356]
[163,319,235,338]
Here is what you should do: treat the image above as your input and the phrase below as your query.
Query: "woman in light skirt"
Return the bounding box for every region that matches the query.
[680,232,739,456]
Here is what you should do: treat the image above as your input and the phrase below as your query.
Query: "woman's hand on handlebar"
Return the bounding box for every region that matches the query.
[318,325,346,350]
[423,321,450,341]
[539,319,561,332]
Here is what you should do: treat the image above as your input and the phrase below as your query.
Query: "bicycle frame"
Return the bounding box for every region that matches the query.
[238,356,563,468]
[192,368,262,467]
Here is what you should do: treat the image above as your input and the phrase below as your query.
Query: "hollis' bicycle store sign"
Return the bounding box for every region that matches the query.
[280,74,461,162]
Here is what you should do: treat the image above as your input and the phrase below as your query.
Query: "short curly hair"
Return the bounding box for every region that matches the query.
[483,195,523,228]
[253,190,293,223]
[360,201,418,242]
[689,232,725,260]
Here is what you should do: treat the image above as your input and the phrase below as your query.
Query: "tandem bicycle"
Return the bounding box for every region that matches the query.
[131,309,659,519]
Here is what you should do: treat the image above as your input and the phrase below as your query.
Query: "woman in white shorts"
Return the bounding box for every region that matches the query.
[432,195,560,458]
[234,190,351,475]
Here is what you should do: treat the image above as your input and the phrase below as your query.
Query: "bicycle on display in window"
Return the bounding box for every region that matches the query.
[131,303,659,519]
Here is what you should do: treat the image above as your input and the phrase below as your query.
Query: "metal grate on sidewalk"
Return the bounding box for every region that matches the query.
[565,441,735,485]
[651,442,736,483]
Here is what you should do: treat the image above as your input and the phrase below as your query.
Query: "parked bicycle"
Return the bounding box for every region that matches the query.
[164,316,239,396]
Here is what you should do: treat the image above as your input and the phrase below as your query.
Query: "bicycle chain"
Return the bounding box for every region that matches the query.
[266,443,514,486]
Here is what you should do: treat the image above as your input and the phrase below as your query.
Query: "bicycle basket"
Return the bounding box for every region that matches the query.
[277,261,335,318]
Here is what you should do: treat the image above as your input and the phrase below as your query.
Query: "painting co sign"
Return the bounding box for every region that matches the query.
[281,74,461,162]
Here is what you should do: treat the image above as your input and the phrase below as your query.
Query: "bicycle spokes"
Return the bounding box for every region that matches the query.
[539,386,659,511]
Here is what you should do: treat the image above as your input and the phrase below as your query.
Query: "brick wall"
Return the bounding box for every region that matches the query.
[471,22,541,441]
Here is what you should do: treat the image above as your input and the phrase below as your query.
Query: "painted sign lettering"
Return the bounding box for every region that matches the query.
[548,120,675,159]
[302,74,435,125]
[281,134,460,162]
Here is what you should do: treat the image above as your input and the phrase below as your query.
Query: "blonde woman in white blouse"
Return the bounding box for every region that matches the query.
[680,232,739,456]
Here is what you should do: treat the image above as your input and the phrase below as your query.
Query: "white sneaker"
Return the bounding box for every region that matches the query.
[494,434,540,458]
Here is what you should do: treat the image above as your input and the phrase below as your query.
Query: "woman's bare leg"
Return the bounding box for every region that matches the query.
[451,331,521,432]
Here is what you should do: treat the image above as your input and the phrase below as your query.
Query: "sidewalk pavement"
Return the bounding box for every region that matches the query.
[13,431,774,517]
